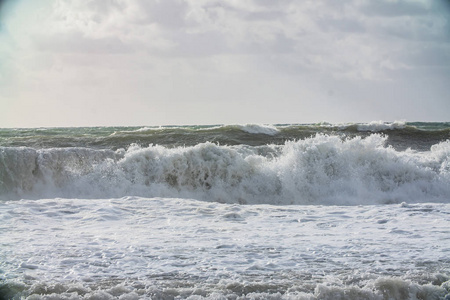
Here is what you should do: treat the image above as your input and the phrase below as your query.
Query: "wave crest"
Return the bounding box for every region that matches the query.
[235,124,280,135]
[1,134,449,204]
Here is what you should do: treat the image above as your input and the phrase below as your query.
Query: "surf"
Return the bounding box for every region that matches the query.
[1,134,449,204]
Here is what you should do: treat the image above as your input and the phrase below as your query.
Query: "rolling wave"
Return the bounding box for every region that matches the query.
[1,122,449,151]
[1,134,449,204]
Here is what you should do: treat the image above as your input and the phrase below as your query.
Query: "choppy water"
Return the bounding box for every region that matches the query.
[1,121,449,299]
[1,121,449,150]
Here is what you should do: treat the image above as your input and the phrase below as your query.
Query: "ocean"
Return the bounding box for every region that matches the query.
[0,121,449,299]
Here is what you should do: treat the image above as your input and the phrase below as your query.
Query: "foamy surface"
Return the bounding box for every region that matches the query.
[1,123,450,299]
[1,198,449,299]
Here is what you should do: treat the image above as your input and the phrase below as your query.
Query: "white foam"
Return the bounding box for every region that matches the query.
[1,198,449,299]
[6,278,449,299]
[356,120,407,132]
[236,124,280,135]
[1,134,449,204]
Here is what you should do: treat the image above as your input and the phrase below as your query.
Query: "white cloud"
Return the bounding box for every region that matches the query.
[1,0,449,127]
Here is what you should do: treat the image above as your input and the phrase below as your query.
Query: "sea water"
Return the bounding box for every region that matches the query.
[1,122,449,299]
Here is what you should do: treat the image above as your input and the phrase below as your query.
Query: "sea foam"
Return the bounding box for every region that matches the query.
[236,124,280,135]
[1,134,449,204]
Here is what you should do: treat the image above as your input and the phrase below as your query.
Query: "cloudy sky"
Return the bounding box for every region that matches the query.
[0,0,449,127]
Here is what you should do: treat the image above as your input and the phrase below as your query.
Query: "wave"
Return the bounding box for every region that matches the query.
[306,120,407,132]
[235,124,280,135]
[1,122,449,151]
[111,124,280,135]
[118,121,424,134]
[2,275,449,299]
[1,134,449,204]
[356,120,406,132]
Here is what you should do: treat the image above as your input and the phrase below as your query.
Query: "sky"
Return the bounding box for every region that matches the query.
[0,0,449,127]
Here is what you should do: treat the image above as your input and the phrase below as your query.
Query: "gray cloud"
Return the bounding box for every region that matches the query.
[1,0,449,126]
[135,0,189,29]
[317,17,366,33]
[360,0,430,17]
[244,10,286,22]
[34,31,131,54]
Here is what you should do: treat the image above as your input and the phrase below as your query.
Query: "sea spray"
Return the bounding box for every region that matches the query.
[2,134,449,204]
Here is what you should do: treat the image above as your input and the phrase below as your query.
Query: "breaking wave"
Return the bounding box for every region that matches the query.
[235,124,280,135]
[1,134,450,204]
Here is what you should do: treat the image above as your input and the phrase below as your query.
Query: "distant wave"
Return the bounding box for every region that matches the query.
[309,120,407,132]
[111,124,280,135]
[355,120,406,132]
[234,124,280,135]
[2,121,449,151]
[2,134,449,205]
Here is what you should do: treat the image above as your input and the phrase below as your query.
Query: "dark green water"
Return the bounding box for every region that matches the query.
[1,122,449,151]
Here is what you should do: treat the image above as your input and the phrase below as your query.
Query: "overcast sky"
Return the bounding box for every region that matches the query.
[0,0,449,127]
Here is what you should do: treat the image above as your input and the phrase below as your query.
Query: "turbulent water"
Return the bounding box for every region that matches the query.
[1,121,450,299]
